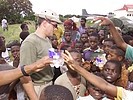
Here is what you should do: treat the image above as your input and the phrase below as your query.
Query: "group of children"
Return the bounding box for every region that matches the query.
[49,17,133,100]
[0,16,133,100]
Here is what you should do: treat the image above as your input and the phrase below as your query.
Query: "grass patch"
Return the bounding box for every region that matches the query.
[0,21,36,45]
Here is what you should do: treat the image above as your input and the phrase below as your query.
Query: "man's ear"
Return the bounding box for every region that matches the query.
[41,20,47,28]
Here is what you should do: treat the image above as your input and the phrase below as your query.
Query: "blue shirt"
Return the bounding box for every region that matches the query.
[125,45,133,61]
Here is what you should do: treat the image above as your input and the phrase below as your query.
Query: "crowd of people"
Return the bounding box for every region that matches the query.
[0,9,133,100]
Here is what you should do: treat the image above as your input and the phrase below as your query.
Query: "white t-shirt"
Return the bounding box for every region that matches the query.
[117,87,133,100]
[1,19,7,28]
[2,48,10,62]
[77,95,109,100]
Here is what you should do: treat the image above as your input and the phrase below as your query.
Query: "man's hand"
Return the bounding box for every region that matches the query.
[32,56,53,72]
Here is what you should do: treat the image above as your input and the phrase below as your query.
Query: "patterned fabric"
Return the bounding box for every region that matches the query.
[73,85,80,96]
[83,47,104,61]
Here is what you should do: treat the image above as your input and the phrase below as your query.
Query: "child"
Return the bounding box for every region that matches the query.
[59,31,75,50]
[55,49,86,100]
[83,33,104,61]
[39,85,73,100]
[63,50,133,100]
[102,38,115,55]
[103,60,122,84]
[106,46,129,89]
[0,37,15,100]
[63,16,133,99]
[9,40,21,67]
[0,34,10,62]
[63,19,80,42]
[77,72,109,100]
[19,23,29,43]
[83,42,90,52]
[8,40,26,100]
[49,34,59,49]
[49,34,62,83]
[74,41,83,53]
[80,33,89,45]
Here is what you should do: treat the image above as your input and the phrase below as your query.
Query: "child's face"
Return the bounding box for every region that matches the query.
[89,36,99,50]
[102,41,114,54]
[83,42,90,50]
[80,34,88,43]
[75,43,83,53]
[64,24,72,31]
[129,40,133,46]
[50,35,58,48]
[98,30,105,40]
[107,49,122,61]
[103,62,120,83]
[88,85,104,100]
[88,29,94,36]
[24,25,29,31]
[11,46,20,59]
[64,32,71,42]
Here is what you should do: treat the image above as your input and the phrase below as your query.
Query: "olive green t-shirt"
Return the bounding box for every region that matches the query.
[20,33,53,83]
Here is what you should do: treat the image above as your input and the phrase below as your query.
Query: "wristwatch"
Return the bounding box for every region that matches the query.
[20,65,29,76]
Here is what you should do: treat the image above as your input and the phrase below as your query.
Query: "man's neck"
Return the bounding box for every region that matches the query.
[35,28,47,39]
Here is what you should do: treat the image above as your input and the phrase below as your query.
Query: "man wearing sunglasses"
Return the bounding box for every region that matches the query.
[19,9,61,100]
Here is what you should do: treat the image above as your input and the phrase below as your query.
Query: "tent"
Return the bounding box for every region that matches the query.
[70,16,79,22]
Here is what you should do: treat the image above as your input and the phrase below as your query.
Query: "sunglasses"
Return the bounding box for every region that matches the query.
[46,19,57,28]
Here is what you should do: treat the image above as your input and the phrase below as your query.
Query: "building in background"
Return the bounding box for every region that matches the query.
[114,4,133,20]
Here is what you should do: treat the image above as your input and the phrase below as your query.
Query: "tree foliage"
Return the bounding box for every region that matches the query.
[0,0,34,24]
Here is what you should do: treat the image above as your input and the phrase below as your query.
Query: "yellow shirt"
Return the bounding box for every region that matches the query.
[128,64,133,72]
[116,86,133,100]
[54,27,63,44]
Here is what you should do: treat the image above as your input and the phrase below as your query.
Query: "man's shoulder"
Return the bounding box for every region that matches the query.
[23,33,38,43]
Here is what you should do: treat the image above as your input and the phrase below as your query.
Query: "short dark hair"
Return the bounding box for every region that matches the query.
[20,23,27,30]
[7,40,21,48]
[39,85,73,100]
[37,17,46,26]
[122,35,133,44]
[19,31,29,41]
[111,45,125,58]
[90,33,100,40]
[81,17,86,22]
[104,60,122,75]
[104,38,115,44]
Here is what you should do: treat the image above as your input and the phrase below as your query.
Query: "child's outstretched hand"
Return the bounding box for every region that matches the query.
[62,50,75,70]
[93,17,113,26]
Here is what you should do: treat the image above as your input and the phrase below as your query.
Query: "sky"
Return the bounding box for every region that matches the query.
[29,0,133,15]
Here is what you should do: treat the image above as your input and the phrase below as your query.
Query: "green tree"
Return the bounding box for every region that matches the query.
[0,0,34,24]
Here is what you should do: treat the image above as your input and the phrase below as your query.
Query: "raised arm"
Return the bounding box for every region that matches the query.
[73,64,117,97]
[0,56,52,86]
[63,51,117,97]
[94,17,127,51]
